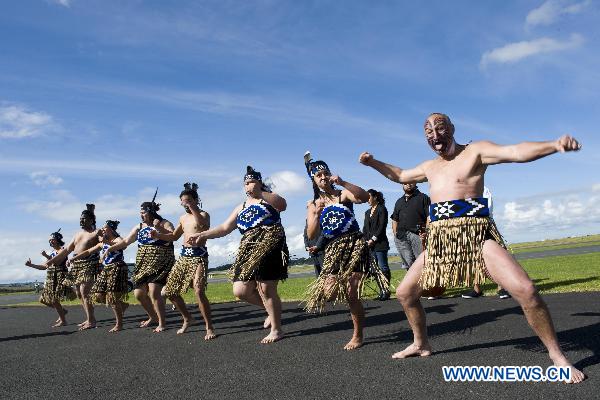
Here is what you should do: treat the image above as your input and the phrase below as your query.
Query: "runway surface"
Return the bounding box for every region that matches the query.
[1,292,598,399]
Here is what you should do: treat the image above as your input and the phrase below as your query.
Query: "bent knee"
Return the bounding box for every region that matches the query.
[396,284,418,303]
[513,281,539,304]
[232,286,249,299]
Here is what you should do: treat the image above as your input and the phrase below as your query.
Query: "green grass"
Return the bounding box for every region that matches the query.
[0,290,35,296]
[7,252,599,307]
[508,234,600,254]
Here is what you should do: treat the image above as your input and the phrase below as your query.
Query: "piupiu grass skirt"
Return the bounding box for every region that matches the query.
[164,255,208,297]
[304,230,389,313]
[133,244,175,287]
[419,216,507,290]
[39,266,76,305]
[229,223,289,282]
[92,261,129,305]
[64,257,100,287]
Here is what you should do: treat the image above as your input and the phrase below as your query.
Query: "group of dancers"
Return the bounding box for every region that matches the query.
[25,112,586,383]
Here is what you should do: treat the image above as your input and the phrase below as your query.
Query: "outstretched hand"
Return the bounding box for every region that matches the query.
[359,151,373,165]
[556,135,582,153]
[186,233,204,246]
[25,258,32,267]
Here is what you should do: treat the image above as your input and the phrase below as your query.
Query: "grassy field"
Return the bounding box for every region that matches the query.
[10,251,599,307]
[508,234,600,254]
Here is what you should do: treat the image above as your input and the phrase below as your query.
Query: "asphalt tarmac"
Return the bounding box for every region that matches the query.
[1,292,598,399]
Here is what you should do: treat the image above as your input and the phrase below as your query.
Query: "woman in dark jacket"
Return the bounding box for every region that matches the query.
[363,189,391,300]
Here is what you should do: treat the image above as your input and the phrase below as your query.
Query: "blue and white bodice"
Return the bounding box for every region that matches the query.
[180,246,209,258]
[100,244,124,266]
[137,225,169,246]
[319,203,360,239]
[236,201,281,234]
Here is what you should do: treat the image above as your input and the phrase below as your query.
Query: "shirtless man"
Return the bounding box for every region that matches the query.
[46,204,100,331]
[152,183,216,340]
[360,112,585,383]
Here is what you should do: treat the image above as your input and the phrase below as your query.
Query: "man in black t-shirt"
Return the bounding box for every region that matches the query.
[390,183,430,269]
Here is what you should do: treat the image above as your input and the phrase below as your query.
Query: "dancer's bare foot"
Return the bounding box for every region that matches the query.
[263,316,271,329]
[177,320,193,335]
[153,325,165,333]
[261,330,284,344]
[52,320,67,328]
[139,318,156,328]
[77,321,86,327]
[57,309,68,323]
[552,356,586,384]
[78,321,96,331]
[343,336,363,350]
[392,343,432,358]
[204,329,217,341]
[109,325,122,333]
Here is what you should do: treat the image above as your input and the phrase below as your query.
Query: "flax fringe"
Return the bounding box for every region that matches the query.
[92,261,129,305]
[63,258,100,288]
[304,231,388,313]
[39,266,76,305]
[133,244,175,285]
[229,224,286,282]
[164,256,208,297]
[419,216,506,290]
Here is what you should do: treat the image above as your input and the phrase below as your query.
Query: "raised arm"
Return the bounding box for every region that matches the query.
[186,202,210,229]
[332,176,369,204]
[306,200,324,240]
[476,135,581,165]
[153,218,175,235]
[106,225,139,253]
[71,242,103,261]
[46,237,76,266]
[262,191,287,212]
[359,152,427,184]
[152,223,184,242]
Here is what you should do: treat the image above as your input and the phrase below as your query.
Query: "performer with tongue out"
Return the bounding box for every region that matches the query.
[360,112,586,383]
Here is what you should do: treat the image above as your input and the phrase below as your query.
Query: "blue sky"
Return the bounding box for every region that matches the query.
[1,0,599,283]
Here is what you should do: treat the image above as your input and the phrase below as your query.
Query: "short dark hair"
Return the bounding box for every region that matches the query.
[180,182,199,201]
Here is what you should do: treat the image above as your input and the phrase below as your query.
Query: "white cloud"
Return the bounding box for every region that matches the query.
[19,187,242,224]
[497,185,600,236]
[526,0,590,27]
[0,233,49,283]
[29,171,64,187]
[269,171,310,196]
[480,34,584,68]
[0,104,57,139]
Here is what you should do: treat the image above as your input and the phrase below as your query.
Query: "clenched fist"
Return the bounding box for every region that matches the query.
[556,135,582,153]
[359,151,373,165]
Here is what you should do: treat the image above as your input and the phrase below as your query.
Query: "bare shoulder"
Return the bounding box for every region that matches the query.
[467,140,496,153]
